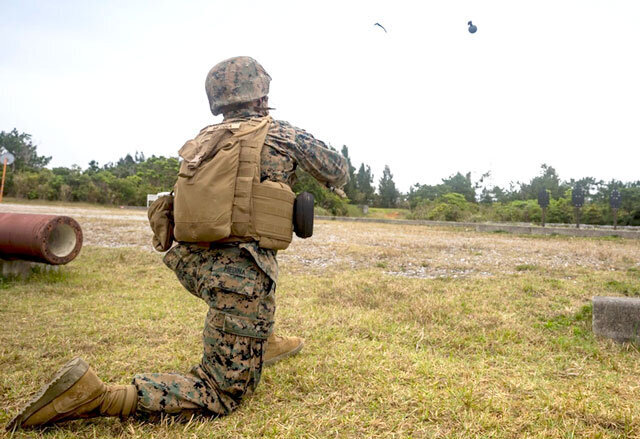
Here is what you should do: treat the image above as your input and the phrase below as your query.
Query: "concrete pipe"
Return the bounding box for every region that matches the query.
[0,213,83,265]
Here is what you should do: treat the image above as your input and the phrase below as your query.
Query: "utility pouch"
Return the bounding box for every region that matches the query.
[253,180,295,250]
[148,194,175,252]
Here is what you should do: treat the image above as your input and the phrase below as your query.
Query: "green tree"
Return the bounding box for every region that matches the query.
[135,156,180,190]
[409,171,481,208]
[86,160,100,174]
[103,151,146,178]
[355,163,375,205]
[0,129,51,171]
[340,145,359,202]
[292,169,348,216]
[377,165,399,208]
[441,172,476,202]
[479,185,508,204]
[407,183,447,209]
[565,176,600,203]
[410,193,477,222]
[514,164,569,201]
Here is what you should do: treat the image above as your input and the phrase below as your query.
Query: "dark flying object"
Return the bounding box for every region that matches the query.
[468,21,477,33]
[374,22,387,33]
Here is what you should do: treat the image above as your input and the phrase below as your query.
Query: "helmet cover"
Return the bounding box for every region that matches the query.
[205,56,271,115]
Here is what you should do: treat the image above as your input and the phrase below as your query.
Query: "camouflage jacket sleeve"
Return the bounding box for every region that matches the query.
[272,120,349,188]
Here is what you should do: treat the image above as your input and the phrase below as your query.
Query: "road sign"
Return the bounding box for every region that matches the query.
[0,152,14,203]
[571,186,584,208]
[537,189,550,208]
[0,152,15,165]
[610,189,622,209]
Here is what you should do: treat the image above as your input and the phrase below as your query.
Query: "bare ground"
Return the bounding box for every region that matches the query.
[3,202,639,279]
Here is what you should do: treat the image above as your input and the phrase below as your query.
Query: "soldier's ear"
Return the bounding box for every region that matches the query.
[257,96,274,112]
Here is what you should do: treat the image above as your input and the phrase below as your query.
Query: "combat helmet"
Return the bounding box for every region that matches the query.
[205,56,271,115]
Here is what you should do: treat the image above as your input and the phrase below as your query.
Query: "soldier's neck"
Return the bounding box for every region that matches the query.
[223,108,269,120]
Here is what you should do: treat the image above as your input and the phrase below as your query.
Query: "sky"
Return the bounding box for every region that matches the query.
[1,0,639,192]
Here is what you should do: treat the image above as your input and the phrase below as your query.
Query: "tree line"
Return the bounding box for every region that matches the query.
[0,129,178,206]
[405,164,640,226]
[2,128,639,225]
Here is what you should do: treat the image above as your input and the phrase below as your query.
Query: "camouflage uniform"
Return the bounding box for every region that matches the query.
[132,109,348,416]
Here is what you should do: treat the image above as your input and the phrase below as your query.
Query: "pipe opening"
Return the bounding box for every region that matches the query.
[47,224,77,258]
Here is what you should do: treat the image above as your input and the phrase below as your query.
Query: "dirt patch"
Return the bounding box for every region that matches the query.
[3,202,639,278]
[279,222,640,278]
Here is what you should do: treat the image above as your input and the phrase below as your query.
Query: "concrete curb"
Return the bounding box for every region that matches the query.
[0,259,59,279]
[593,296,640,342]
[315,216,640,239]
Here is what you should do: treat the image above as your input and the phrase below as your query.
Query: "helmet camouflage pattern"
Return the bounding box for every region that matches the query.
[205,56,271,115]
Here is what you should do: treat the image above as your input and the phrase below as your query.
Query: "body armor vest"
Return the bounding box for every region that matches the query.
[173,116,295,250]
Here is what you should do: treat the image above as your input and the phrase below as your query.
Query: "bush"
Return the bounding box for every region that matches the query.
[12,171,51,199]
[409,193,477,222]
[293,169,349,216]
[581,204,609,225]
[405,193,633,226]
[492,200,541,223]
[546,198,573,224]
[344,204,365,217]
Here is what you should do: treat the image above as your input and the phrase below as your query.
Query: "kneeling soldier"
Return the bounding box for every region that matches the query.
[7,56,348,429]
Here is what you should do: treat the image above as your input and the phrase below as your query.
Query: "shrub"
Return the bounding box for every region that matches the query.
[293,169,349,216]
[546,198,573,224]
[492,200,541,223]
[409,193,476,222]
[581,204,609,225]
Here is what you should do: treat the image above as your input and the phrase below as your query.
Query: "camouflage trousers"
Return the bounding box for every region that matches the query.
[132,243,275,416]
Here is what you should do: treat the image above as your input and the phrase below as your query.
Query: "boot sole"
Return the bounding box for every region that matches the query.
[264,341,304,367]
[6,357,89,431]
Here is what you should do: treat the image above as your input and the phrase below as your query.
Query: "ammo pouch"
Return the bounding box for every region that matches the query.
[148,194,175,252]
[173,116,295,250]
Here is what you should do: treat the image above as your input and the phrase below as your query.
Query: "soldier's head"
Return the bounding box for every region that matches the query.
[205,56,271,116]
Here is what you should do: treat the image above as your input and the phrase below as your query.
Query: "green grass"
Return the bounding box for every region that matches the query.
[344,204,365,217]
[1,246,639,438]
[365,208,410,220]
[314,206,405,219]
[604,280,640,297]
[0,197,121,209]
[515,264,538,272]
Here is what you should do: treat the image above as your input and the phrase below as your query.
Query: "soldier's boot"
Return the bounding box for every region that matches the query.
[263,333,305,366]
[6,357,137,430]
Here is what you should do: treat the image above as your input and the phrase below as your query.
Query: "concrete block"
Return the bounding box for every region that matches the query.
[592,296,640,342]
[0,259,59,279]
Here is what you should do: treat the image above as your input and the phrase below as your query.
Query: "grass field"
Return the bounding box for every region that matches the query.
[1,202,640,438]
[366,207,411,220]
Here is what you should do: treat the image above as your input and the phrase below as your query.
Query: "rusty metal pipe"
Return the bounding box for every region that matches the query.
[0,213,83,265]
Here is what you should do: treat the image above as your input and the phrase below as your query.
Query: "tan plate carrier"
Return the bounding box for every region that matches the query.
[173,116,295,250]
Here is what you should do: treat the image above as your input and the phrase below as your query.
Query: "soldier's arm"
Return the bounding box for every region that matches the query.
[278,121,349,189]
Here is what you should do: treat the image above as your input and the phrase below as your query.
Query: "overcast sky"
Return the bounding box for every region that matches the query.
[1,0,638,192]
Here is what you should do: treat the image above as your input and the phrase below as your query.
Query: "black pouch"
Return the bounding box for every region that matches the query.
[293,192,314,238]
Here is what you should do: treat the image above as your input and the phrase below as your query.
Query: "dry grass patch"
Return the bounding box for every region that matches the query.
[1,244,639,438]
[1,202,639,438]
